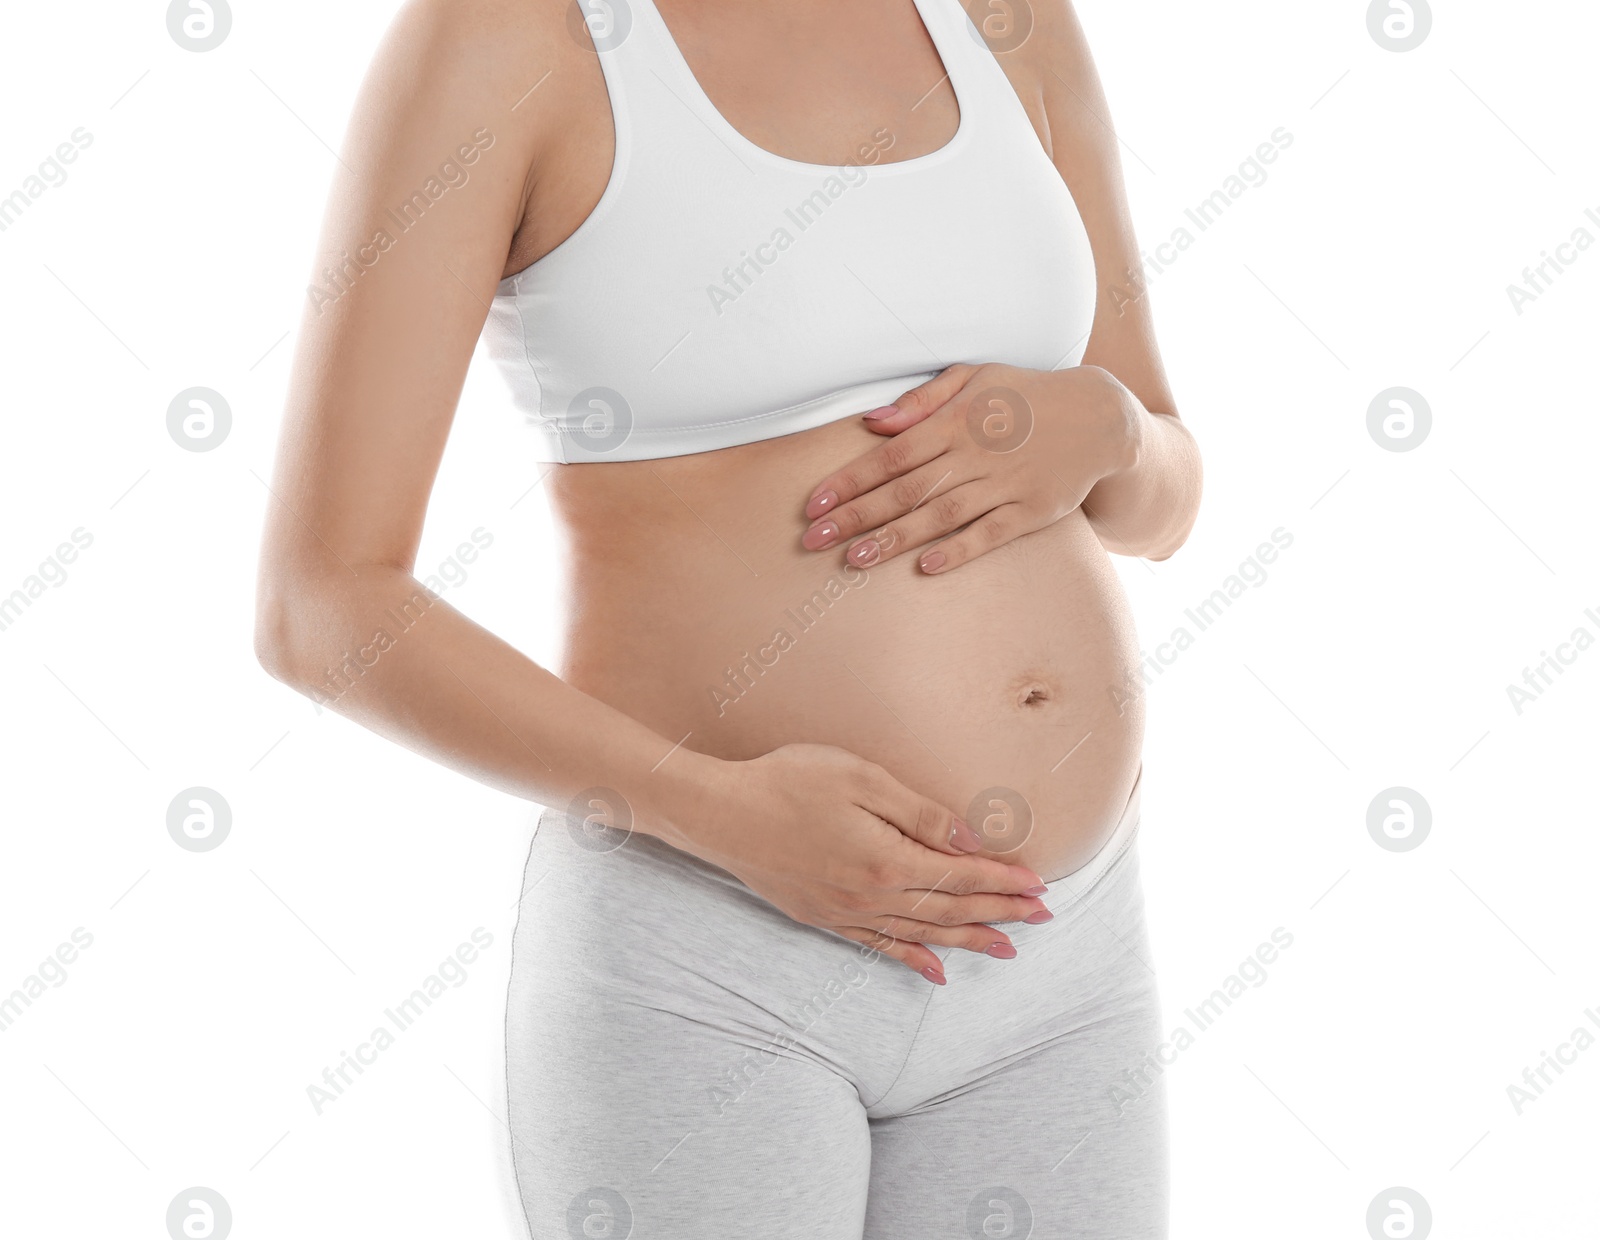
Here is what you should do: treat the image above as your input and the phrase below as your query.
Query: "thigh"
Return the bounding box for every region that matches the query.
[507,997,872,1238]
[863,838,1169,1240]
[505,815,877,1239]
[862,1008,1169,1240]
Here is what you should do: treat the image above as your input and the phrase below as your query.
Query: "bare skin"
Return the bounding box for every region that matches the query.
[254,0,1200,984]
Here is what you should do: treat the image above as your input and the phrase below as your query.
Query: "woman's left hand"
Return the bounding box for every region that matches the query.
[800,363,1142,574]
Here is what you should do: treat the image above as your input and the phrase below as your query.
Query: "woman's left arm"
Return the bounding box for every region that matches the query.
[801,0,1201,568]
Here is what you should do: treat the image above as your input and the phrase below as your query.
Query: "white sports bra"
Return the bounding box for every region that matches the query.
[482,0,1097,463]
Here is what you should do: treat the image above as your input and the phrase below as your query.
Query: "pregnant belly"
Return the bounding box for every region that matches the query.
[542,416,1145,881]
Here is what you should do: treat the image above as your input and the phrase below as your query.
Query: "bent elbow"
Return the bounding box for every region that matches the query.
[253,571,316,690]
[253,601,302,687]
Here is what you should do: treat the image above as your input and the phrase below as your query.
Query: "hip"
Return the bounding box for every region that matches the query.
[508,765,1154,1100]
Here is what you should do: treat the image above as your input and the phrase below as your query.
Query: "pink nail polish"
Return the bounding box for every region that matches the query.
[920,966,947,985]
[1022,885,1048,897]
[919,551,945,573]
[849,539,881,566]
[950,819,983,852]
[806,489,839,519]
[1024,909,1054,925]
[985,942,1018,959]
[863,404,899,421]
[802,521,839,550]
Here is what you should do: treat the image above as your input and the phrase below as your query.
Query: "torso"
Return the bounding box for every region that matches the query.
[503,0,1142,879]
[504,0,980,278]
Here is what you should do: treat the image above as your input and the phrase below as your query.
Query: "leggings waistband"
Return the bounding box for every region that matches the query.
[535,762,1144,909]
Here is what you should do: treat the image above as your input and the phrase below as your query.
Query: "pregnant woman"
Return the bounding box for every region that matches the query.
[254,0,1201,1234]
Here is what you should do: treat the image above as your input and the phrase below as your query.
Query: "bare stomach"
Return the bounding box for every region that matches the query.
[543,414,1144,882]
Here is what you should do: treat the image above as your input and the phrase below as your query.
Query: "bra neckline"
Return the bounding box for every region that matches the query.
[634,0,974,177]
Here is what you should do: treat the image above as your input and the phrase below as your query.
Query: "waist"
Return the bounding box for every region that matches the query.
[536,762,1143,917]
[541,416,1145,877]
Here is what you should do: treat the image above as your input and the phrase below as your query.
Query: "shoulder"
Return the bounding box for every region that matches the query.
[955,0,1113,170]
[992,0,1094,62]
[968,0,1117,156]
[377,0,564,66]
[348,0,587,169]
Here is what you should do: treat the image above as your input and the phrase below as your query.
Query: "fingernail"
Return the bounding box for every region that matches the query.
[1024,909,1054,924]
[848,539,881,566]
[985,943,1018,959]
[806,489,839,519]
[863,404,899,421]
[1022,884,1048,897]
[919,551,945,573]
[802,520,839,550]
[920,966,946,985]
[950,819,983,852]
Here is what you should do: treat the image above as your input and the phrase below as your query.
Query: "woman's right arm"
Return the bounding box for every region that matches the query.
[253,0,1050,981]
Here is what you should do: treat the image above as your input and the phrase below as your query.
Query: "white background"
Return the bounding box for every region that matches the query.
[1,0,1596,1236]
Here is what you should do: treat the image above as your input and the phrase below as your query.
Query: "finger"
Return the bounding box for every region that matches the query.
[832,925,948,984]
[867,916,1019,957]
[853,364,980,437]
[916,502,1040,575]
[890,889,1051,928]
[856,770,983,856]
[906,846,1049,899]
[802,414,952,525]
[804,459,976,553]
[839,482,995,568]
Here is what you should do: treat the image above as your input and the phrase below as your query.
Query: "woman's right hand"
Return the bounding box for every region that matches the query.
[676,743,1054,984]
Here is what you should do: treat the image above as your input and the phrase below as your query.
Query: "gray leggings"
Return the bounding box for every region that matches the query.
[505,775,1167,1239]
